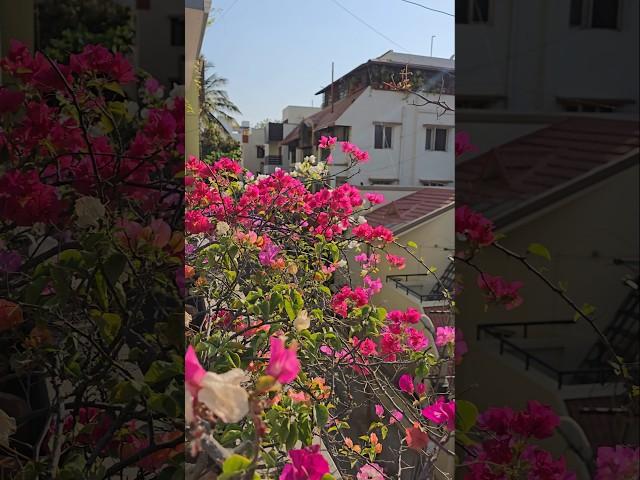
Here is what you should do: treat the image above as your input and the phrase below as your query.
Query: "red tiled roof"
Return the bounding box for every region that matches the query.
[281,88,366,145]
[457,117,639,227]
[365,187,455,232]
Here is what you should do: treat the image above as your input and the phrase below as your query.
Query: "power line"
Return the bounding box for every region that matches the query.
[329,0,410,51]
[397,0,454,17]
[215,0,241,23]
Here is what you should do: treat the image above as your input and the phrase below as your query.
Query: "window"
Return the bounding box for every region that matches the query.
[456,0,490,24]
[425,127,449,151]
[369,178,398,186]
[256,146,265,158]
[374,125,393,149]
[569,0,620,29]
[170,17,185,46]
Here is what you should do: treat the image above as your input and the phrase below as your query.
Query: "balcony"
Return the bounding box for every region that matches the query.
[386,274,445,303]
[265,122,284,142]
[476,319,639,389]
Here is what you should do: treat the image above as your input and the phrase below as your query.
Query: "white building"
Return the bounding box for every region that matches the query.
[241,105,320,174]
[281,51,455,187]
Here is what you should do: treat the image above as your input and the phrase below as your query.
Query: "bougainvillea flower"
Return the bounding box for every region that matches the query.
[455,205,495,247]
[185,346,249,423]
[405,422,429,451]
[398,374,415,395]
[454,131,477,157]
[390,410,404,424]
[375,404,384,417]
[386,253,406,270]
[435,326,455,347]
[421,397,455,431]
[477,273,524,310]
[280,445,330,480]
[365,192,385,204]
[265,336,300,384]
[596,445,639,480]
[356,463,384,480]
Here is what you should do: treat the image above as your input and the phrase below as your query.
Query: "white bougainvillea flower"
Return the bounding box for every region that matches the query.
[74,196,106,228]
[0,409,16,447]
[185,345,249,423]
[294,309,310,331]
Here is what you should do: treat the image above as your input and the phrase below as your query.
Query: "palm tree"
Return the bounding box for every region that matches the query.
[197,55,241,134]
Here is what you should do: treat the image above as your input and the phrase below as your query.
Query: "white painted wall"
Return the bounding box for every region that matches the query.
[329,87,455,186]
[456,0,639,113]
[281,105,321,125]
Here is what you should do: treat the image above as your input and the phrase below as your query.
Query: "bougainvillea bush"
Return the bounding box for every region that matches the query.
[185,138,457,478]
[0,41,184,477]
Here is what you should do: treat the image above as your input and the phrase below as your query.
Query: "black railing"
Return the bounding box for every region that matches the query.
[477,321,638,388]
[387,274,445,302]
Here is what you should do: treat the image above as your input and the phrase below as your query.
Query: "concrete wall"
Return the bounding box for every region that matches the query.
[329,87,455,186]
[456,0,639,113]
[281,105,321,124]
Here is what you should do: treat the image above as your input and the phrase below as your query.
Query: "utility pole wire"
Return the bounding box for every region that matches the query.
[329,0,410,51]
[397,0,455,17]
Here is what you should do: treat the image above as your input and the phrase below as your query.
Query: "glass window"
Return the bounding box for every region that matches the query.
[434,129,448,151]
[425,128,433,150]
[374,125,393,149]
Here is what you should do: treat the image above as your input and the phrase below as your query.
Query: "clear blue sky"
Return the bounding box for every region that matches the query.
[201,0,454,125]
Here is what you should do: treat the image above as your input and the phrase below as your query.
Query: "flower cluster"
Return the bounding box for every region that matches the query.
[466,402,573,479]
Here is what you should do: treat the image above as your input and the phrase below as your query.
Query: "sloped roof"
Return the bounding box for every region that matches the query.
[281,88,366,145]
[366,187,455,233]
[456,117,639,227]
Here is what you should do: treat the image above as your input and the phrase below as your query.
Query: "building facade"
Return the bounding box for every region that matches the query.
[280,51,455,187]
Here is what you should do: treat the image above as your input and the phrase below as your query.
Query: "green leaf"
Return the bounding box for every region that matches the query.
[314,404,329,428]
[286,423,299,450]
[456,399,479,433]
[96,313,121,343]
[148,392,180,416]
[219,454,259,480]
[144,360,181,385]
[112,380,141,403]
[527,243,551,261]
[103,81,125,96]
[574,303,596,321]
[407,240,418,249]
[284,299,296,322]
[321,475,336,480]
[103,253,127,285]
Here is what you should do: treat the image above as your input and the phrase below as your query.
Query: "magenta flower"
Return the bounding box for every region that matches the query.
[435,326,455,347]
[398,374,415,395]
[455,131,477,157]
[390,410,404,424]
[421,397,455,431]
[265,336,300,384]
[596,445,639,480]
[280,445,330,480]
[357,463,384,480]
[406,327,429,351]
[185,345,206,396]
[375,404,384,417]
[365,192,385,204]
[259,243,280,267]
[358,337,378,356]
[318,135,337,149]
[477,273,524,310]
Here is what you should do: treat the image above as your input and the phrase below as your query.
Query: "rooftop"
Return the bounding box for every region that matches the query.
[365,187,455,233]
[315,50,455,95]
[456,117,639,227]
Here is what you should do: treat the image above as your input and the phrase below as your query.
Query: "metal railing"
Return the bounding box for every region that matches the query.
[477,321,638,388]
[265,155,282,165]
[386,274,445,302]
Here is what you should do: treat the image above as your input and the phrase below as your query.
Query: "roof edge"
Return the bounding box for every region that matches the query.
[394,201,455,236]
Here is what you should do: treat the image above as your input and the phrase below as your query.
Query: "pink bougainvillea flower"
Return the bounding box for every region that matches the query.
[435,326,455,347]
[390,410,404,424]
[363,275,383,295]
[318,135,337,149]
[406,327,429,351]
[398,374,415,395]
[595,445,639,480]
[280,445,330,480]
[477,273,524,310]
[421,397,455,431]
[387,307,421,325]
[358,337,378,356]
[185,346,249,423]
[356,463,384,480]
[365,192,385,204]
[512,400,559,439]
[454,131,477,157]
[385,253,406,270]
[375,404,385,417]
[259,243,281,267]
[455,205,495,247]
[265,336,301,384]
[405,422,429,451]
